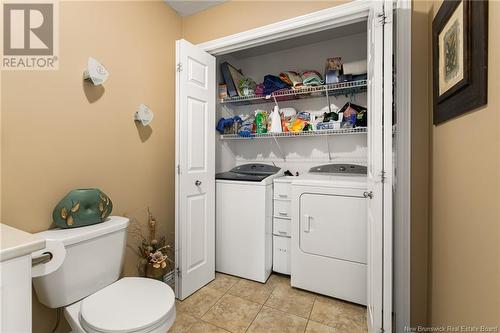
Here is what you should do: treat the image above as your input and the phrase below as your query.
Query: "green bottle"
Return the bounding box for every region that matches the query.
[255,111,267,134]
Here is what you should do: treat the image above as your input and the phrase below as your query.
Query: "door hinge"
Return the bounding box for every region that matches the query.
[380,170,387,183]
[177,62,183,72]
[377,12,389,25]
[177,164,181,175]
[176,267,181,277]
[363,191,374,199]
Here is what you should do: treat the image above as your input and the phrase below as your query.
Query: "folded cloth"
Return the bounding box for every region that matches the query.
[279,72,293,86]
[280,71,303,89]
[301,70,324,86]
[216,116,242,134]
[255,83,264,96]
[216,118,229,134]
[263,75,291,95]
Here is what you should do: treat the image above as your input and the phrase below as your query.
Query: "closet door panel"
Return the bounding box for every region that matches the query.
[175,39,216,300]
[366,2,384,332]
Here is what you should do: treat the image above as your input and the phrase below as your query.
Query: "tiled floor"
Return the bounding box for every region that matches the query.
[168,273,367,333]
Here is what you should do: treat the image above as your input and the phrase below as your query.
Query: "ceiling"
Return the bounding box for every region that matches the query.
[164,0,227,17]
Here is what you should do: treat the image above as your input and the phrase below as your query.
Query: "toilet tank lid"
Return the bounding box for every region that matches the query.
[36,216,129,246]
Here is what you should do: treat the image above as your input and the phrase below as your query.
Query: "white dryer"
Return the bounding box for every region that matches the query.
[290,164,368,305]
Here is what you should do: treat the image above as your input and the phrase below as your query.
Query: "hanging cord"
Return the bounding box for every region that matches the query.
[221,105,234,118]
[326,136,332,161]
[272,93,278,108]
[325,88,332,113]
[51,308,61,333]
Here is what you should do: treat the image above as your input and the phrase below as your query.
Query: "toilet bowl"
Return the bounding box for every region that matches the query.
[64,278,175,333]
[31,217,176,333]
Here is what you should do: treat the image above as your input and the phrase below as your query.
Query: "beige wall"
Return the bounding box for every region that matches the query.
[182,0,349,44]
[411,0,431,326]
[428,0,500,326]
[1,1,181,332]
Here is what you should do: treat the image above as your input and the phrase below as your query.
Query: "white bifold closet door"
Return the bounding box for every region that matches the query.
[366,1,393,333]
[175,39,216,300]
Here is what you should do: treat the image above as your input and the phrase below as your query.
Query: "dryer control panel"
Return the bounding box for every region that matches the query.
[309,164,367,175]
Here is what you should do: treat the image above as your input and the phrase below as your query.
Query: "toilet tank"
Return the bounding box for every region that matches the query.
[32,216,130,308]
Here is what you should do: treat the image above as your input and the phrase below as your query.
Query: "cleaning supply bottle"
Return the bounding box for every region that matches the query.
[281,112,288,132]
[255,110,267,134]
[270,105,282,133]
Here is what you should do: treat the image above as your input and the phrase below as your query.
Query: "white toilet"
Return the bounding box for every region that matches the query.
[32,216,176,333]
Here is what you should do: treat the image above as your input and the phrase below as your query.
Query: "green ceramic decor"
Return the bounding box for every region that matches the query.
[52,189,113,228]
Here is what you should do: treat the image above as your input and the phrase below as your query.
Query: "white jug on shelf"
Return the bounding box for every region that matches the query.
[270,106,282,133]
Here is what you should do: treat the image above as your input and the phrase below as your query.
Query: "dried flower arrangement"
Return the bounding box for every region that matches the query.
[129,208,173,280]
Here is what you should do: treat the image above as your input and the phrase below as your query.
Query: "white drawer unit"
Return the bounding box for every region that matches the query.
[274,181,292,200]
[273,217,291,237]
[273,199,291,219]
[272,177,294,275]
[273,235,291,275]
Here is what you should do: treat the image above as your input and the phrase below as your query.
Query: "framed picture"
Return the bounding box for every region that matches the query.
[220,62,246,97]
[432,0,488,124]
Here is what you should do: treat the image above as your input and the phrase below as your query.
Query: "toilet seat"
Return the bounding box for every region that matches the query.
[79,277,175,333]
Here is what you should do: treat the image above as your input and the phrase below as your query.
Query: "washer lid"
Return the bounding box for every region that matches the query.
[216,164,281,182]
[80,277,175,333]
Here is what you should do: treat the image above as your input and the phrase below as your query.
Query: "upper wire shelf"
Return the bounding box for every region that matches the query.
[219,80,367,105]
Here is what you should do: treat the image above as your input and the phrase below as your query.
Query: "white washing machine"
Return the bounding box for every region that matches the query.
[290,164,368,305]
[215,164,282,283]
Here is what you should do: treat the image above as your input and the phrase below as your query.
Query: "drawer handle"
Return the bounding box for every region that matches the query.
[278,194,288,198]
[279,212,288,216]
[303,215,311,233]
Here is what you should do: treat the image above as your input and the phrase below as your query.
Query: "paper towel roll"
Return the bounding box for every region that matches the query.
[343,60,367,75]
[31,239,66,278]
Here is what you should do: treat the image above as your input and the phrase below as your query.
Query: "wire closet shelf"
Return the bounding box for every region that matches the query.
[219,127,367,140]
[219,79,367,105]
